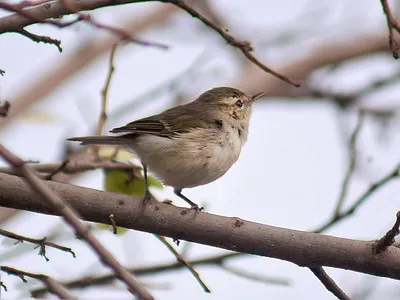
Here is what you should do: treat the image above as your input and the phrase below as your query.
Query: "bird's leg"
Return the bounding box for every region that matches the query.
[142,164,151,205]
[174,188,203,211]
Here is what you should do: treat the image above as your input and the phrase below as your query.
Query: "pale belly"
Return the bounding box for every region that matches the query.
[130,128,244,189]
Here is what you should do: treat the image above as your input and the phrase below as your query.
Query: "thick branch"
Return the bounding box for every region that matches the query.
[0,173,400,282]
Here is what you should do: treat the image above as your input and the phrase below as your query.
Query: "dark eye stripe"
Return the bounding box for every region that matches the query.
[236,100,243,107]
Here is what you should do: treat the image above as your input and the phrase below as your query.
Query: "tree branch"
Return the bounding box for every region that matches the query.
[380,0,400,58]
[333,110,365,217]
[15,28,62,52]
[373,211,400,254]
[0,159,138,178]
[0,173,400,283]
[97,43,117,136]
[0,228,75,261]
[0,1,168,49]
[313,161,400,233]
[309,267,350,300]
[0,0,298,86]
[32,252,242,296]
[155,235,210,293]
[1,266,76,299]
[0,145,153,300]
[0,101,10,117]
[220,264,290,286]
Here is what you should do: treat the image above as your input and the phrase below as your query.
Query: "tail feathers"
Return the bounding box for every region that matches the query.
[67,136,127,146]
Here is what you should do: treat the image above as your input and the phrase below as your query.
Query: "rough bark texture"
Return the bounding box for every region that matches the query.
[0,173,399,280]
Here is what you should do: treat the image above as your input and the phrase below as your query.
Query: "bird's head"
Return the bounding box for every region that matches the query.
[196,87,265,122]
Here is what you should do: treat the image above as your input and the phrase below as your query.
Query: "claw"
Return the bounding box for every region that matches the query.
[140,190,152,208]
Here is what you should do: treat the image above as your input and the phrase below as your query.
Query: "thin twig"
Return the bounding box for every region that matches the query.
[11,0,53,10]
[97,43,117,136]
[0,144,153,300]
[168,0,300,87]
[109,214,118,234]
[313,162,400,233]
[0,101,10,117]
[334,111,365,217]
[32,252,242,296]
[221,264,290,286]
[0,228,75,261]
[0,0,297,86]
[15,28,62,52]
[380,0,400,58]
[0,159,138,177]
[374,211,400,254]
[309,267,350,300]
[0,2,168,49]
[155,235,211,293]
[1,266,76,299]
[45,159,69,180]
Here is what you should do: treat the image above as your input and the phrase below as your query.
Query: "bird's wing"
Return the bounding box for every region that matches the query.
[110,105,213,137]
[110,114,172,137]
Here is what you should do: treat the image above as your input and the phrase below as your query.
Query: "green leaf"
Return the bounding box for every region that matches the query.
[104,170,163,197]
[96,223,129,235]
[98,170,163,235]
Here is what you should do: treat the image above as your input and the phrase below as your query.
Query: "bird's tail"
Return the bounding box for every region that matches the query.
[67,136,128,146]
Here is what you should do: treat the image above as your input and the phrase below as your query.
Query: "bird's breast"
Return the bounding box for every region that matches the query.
[130,126,244,189]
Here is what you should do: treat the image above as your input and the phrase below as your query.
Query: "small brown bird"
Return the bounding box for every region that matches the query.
[68,87,264,210]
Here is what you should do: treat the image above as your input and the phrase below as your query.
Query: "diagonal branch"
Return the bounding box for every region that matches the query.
[0,145,153,300]
[166,0,300,87]
[0,228,75,261]
[373,211,400,254]
[309,267,350,300]
[155,235,210,293]
[1,266,76,299]
[313,162,400,233]
[380,0,400,58]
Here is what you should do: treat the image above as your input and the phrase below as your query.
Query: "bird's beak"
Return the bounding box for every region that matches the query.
[250,92,265,102]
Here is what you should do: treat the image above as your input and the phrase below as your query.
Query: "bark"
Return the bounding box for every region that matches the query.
[0,173,399,281]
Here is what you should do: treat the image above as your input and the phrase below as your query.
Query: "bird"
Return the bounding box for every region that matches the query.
[68,87,265,210]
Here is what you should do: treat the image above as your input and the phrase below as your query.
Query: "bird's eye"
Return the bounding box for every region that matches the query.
[235,100,243,108]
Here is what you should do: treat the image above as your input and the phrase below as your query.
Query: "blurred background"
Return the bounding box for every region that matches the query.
[0,0,400,299]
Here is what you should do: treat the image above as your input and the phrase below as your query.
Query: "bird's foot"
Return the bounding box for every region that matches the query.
[190,204,204,212]
[139,190,152,208]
